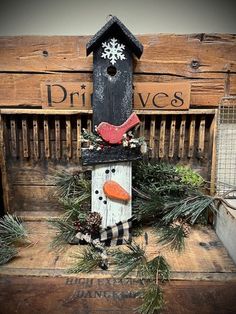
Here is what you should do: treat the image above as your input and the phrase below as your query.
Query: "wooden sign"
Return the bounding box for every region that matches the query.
[41,81,190,110]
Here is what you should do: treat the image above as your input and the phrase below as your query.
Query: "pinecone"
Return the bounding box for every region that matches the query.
[85,212,102,235]
[171,219,191,237]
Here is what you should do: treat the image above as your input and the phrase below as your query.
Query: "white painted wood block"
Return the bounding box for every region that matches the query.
[92,162,132,227]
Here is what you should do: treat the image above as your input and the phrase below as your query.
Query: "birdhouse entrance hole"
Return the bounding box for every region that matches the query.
[107,66,117,76]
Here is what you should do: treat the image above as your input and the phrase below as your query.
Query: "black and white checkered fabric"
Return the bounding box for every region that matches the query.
[99,216,133,246]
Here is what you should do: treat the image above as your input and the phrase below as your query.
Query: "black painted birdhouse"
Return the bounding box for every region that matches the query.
[86,15,143,128]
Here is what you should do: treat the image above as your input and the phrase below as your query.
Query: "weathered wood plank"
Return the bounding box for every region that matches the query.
[0,34,235,73]
[178,115,186,158]
[188,115,196,158]
[229,74,236,96]
[159,116,166,158]
[92,162,132,228]
[10,118,17,157]
[9,185,62,212]
[22,118,29,158]
[138,115,145,137]
[32,116,39,160]
[0,115,10,212]
[149,116,156,158]
[55,117,61,160]
[198,115,206,158]
[169,116,176,158]
[0,74,225,108]
[1,276,236,314]
[210,112,218,194]
[0,73,225,108]
[65,116,72,159]
[43,116,50,158]
[76,117,81,158]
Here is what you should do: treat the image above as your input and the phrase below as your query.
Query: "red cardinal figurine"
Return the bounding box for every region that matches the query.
[96,112,140,144]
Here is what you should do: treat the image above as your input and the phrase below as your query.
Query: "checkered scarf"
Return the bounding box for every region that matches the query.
[70,216,134,247]
[99,217,133,246]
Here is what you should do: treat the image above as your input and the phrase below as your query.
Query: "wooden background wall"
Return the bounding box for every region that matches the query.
[0,34,235,215]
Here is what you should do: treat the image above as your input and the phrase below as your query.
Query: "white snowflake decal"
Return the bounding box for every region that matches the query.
[101,38,126,65]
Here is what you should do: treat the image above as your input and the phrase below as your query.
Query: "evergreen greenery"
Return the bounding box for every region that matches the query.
[68,245,104,273]
[137,283,165,314]
[157,224,186,252]
[49,218,77,250]
[51,161,218,313]
[0,240,18,265]
[0,214,28,245]
[53,170,91,201]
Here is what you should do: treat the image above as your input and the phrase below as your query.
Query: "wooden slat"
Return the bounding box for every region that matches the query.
[178,115,186,158]
[0,108,216,115]
[149,116,156,158]
[55,117,61,160]
[169,116,176,158]
[188,115,196,158]
[0,115,10,212]
[159,116,166,158]
[43,117,50,158]
[66,116,72,159]
[33,117,39,160]
[22,118,29,158]
[198,115,206,158]
[210,111,218,194]
[86,117,92,147]
[10,118,17,157]
[139,115,145,137]
[76,117,81,158]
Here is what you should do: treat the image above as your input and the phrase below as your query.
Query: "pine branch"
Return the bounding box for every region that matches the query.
[53,170,91,201]
[0,214,28,245]
[49,218,76,251]
[68,246,104,273]
[0,240,18,265]
[157,225,186,252]
[161,194,216,225]
[59,198,89,221]
[111,242,146,278]
[137,283,165,314]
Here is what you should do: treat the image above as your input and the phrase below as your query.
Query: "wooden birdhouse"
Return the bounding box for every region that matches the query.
[86,15,143,127]
[84,16,143,227]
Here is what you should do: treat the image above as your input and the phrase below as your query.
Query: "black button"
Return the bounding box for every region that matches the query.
[95,190,99,194]
[105,169,110,174]
[99,196,103,200]
[111,169,116,173]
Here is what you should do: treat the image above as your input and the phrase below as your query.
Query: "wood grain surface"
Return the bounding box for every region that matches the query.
[0,222,236,314]
[0,34,235,108]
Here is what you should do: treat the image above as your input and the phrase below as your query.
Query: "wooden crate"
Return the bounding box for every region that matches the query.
[0,108,216,214]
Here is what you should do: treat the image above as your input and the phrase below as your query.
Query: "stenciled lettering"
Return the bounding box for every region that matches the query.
[137,93,151,108]
[152,92,169,108]
[171,91,184,107]
[46,84,67,107]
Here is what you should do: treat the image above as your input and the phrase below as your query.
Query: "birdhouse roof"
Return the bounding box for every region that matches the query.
[86,16,143,59]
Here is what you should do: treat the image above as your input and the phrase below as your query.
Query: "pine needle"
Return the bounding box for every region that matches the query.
[0,214,28,245]
[162,194,216,225]
[157,225,186,252]
[0,240,18,265]
[68,246,104,273]
[53,170,91,200]
[111,242,146,278]
[49,218,76,251]
[137,283,165,314]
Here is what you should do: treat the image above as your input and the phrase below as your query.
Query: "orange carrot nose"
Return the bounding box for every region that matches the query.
[103,180,131,202]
